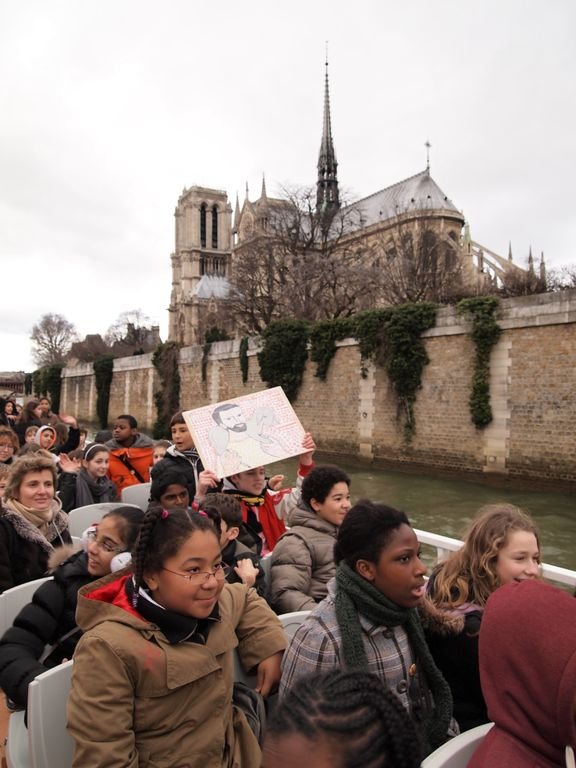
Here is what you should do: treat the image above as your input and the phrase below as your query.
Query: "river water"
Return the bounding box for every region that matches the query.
[273,454,575,571]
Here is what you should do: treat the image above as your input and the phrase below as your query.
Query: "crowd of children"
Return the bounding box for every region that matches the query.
[0,397,574,767]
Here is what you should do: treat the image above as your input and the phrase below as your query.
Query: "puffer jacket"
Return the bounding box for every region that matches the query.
[67,573,287,768]
[0,502,72,593]
[269,500,338,613]
[0,550,92,709]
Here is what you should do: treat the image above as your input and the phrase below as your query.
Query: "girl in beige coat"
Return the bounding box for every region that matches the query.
[67,505,286,768]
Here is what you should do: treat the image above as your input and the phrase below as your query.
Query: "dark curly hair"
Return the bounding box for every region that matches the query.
[301,465,350,507]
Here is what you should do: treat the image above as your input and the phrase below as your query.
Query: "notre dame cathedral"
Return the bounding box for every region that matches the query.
[168,66,542,347]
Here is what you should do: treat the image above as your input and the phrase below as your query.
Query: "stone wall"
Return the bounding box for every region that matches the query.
[59,290,576,485]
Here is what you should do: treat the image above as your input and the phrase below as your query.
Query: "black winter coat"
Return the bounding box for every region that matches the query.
[0,550,92,709]
[0,504,73,593]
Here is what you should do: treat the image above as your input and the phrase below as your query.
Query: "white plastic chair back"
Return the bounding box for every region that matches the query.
[27,659,74,768]
[0,577,53,638]
[121,482,151,511]
[67,502,140,537]
[278,610,311,641]
[421,722,493,767]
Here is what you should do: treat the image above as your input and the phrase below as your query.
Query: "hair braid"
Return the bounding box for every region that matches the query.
[267,670,422,768]
[131,505,165,606]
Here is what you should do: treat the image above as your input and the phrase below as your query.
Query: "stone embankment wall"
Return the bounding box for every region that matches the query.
[60,290,576,485]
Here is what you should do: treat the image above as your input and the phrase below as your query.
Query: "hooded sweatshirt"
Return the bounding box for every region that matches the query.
[469,579,576,768]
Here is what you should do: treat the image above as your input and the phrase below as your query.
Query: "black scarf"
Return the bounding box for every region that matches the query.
[125,578,220,645]
[335,562,452,752]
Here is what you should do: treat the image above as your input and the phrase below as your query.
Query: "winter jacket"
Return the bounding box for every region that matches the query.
[106,433,154,498]
[280,580,423,710]
[0,502,72,593]
[221,538,267,599]
[422,578,488,732]
[469,580,576,768]
[67,573,286,768]
[270,500,338,613]
[150,446,205,500]
[0,550,92,708]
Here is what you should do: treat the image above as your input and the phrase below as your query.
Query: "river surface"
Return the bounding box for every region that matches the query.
[273,453,576,571]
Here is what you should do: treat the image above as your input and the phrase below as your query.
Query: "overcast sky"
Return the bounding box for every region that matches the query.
[1,0,575,373]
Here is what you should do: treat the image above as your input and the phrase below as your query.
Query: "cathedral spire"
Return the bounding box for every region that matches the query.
[316,53,339,215]
[508,241,513,261]
[260,173,267,200]
[233,193,240,230]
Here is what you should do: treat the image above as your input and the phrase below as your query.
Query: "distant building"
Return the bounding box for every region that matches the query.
[168,64,536,345]
[0,372,25,396]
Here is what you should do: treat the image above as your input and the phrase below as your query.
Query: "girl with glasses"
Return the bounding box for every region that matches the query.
[0,506,144,710]
[68,504,286,768]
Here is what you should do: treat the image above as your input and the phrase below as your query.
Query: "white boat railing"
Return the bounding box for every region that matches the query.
[415,528,576,589]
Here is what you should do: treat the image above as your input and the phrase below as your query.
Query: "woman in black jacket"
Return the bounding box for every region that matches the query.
[0,505,144,710]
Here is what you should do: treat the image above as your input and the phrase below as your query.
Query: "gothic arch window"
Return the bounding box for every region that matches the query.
[200,204,207,248]
[211,205,218,249]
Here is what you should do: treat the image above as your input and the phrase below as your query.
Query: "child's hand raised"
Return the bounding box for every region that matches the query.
[299,432,316,466]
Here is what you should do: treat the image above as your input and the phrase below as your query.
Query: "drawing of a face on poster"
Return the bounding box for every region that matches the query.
[183,387,305,479]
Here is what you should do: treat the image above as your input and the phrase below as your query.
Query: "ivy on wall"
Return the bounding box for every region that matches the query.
[353,303,438,439]
[30,365,64,411]
[93,355,115,429]
[239,337,249,384]
[457,296,502,428]
[309,318,354,381]
[258,319,310,402]
[152,342,181,438]
[258,304,438,440]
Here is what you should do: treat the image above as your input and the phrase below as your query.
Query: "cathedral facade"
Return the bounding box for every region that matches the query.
[168,67,536,346]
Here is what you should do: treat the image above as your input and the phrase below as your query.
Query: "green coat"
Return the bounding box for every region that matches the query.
[67,574,286,768]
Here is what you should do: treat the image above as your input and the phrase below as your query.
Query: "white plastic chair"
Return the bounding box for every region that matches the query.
[0,577,53,637]
[421,722,493,767]
[278,610,311,641]
[27,659,74,768]
[121,482,151,511]
[67,502,140,537]
[5,710,28,768]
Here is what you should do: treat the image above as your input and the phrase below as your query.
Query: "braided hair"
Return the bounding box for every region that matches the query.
[266,669,422,768]
[131,503,221,606]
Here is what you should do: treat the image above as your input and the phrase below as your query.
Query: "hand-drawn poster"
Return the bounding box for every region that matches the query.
[183,387,306,479]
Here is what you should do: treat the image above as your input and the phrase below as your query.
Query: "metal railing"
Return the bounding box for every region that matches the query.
[415,528,576,589]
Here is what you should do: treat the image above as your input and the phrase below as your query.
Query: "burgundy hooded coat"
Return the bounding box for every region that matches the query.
[469,579,576,768]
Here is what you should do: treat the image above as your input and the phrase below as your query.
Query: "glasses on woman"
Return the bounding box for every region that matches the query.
[162,563,230,584]
[0,443,14,453]
[85,529,124,554]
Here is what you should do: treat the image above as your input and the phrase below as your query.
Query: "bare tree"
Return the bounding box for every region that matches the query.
[371,215,469,305]
[30,313,78,366]
[105,309,152,346]
[229,186,381,333]
[543,264,576,292]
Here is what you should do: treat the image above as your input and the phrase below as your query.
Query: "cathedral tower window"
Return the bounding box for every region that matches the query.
[200,203,207,248]
[212,204,218,248]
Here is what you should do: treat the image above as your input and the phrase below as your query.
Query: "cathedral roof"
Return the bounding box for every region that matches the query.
[348,169,462,227]
[194,274,230,299]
